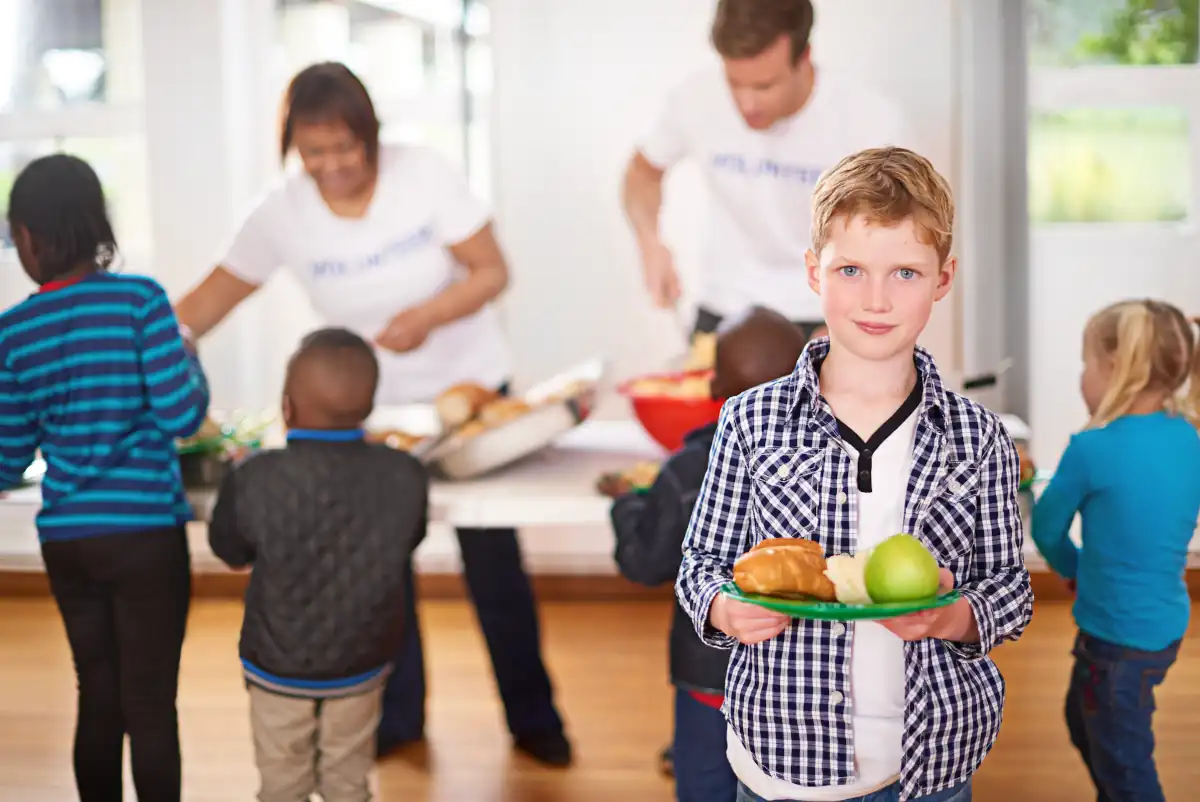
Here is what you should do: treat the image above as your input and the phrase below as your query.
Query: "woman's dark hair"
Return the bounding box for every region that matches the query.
[7,154,118,282]
[280,62,381,165]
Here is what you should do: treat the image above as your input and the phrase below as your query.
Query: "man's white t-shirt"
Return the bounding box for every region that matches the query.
[639,67,913,322]
[221,144,511,404]
[726,407,917,800]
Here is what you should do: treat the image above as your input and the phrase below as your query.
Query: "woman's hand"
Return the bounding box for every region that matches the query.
[879,568,980,643]
[375,307,438,353]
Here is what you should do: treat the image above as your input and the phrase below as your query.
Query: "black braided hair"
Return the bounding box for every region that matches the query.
[7,154,118,284]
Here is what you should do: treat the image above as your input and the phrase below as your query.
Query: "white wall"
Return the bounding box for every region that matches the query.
[491,0,963,394]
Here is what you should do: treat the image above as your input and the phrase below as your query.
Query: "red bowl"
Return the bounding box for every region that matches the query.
[619,371,726,452]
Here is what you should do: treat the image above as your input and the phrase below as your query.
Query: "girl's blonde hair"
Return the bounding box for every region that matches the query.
[1084,299,1200,428]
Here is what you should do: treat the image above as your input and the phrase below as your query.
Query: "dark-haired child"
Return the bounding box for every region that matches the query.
[604,306,808,802]
[208,327,428,802]
[0,153,210,802]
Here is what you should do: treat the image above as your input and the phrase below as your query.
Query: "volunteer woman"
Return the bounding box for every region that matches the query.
[174,62,571,767]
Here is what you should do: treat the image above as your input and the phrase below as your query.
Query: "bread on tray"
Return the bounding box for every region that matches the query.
[435,383,500,428]
[733,537,837,601]
[478,397,533,427]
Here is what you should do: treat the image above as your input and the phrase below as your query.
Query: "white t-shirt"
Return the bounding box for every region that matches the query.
[221,144,511,404]
[727,407,917,800]
[639,67,913,322]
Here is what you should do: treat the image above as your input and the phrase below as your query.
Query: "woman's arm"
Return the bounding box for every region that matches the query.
[174,267,261,338]
[375,222,509,353]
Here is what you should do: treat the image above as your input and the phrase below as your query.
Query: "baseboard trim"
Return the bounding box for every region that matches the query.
[2,568,1186,603]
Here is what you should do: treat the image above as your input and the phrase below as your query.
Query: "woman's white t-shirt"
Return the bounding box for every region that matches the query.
[639,67,913,322]
[221,144,511,404]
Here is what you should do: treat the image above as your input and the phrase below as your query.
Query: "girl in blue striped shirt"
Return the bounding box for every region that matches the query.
[1032,299,1200,802]
[0,154,209,802]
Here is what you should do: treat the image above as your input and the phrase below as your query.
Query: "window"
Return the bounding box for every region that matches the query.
[1029,107,1189,223]
[273,0,493,198]
[0,0,150,260]
[1027,0,1199,224]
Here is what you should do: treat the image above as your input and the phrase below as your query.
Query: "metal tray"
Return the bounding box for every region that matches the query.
[425,359,605,481]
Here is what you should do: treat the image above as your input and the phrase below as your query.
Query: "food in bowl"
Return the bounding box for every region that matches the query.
[626,373,713,400]
[683,332,717,371]
[478,397,533,427]
[596,460,662,496]
[368,429,427,452]
[435,382,501,428]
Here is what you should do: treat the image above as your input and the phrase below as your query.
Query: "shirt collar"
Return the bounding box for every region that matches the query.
[38,274,92,293]
[287,428,366,443]
[789,337,948,433]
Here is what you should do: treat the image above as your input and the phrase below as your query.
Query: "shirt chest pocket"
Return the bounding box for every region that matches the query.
[918,460,980,561]
[747,447,825,541]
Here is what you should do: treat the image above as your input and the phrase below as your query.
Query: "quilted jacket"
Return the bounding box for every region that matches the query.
[208,437,427,695]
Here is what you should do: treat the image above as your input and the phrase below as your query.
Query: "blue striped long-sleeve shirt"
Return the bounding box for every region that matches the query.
[0,272,210,542]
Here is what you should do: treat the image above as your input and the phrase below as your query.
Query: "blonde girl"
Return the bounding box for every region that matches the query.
[1032,299,1200,802]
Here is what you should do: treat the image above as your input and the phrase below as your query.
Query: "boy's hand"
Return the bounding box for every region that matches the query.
[710,592,789,644]
[879,568,980,644]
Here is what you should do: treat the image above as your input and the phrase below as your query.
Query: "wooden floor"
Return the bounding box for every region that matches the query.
[1,600,1198,802]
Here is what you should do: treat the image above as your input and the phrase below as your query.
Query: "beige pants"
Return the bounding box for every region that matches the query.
[248,684,382,802]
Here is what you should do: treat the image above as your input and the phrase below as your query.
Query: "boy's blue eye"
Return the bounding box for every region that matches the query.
[897,268,916,280]
[838,265,860,277]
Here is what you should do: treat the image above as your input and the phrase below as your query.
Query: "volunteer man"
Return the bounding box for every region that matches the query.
[174,62,572,768]
[622,0,913,338]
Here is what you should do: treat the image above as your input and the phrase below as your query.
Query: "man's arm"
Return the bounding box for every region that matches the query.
[622,152,668,247]
[944,420,1034,661]
[675,404,754,648]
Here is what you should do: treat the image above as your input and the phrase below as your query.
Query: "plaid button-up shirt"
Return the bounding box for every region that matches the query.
[676,340,1033,802]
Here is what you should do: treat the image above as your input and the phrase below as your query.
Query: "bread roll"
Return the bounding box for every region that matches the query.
[478,397,532,427]
[436,383,499,428]
[733,537,837,601]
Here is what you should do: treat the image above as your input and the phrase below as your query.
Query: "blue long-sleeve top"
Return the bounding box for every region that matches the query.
[0,272,210,541]
[1031,411,1200,651]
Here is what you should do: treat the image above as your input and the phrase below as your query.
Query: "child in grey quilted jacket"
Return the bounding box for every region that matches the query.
[209,327,428,802]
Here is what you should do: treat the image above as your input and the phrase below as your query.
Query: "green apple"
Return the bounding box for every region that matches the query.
[863,534,940,603]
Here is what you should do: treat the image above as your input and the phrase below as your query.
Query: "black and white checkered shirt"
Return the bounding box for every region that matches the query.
[676,340,1032,802]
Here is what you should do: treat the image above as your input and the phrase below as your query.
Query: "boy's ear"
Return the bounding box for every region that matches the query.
[805,249,821,296]
[934,256,957,302]
[281,394,295,428]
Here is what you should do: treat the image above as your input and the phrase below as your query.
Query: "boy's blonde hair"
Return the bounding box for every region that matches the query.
[811,147,955,264]
[1084,299,1200,428]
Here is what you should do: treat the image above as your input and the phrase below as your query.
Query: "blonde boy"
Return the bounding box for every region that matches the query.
[676,147,1032,802]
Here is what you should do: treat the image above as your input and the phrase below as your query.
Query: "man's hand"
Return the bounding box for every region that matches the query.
[710,592,789,645]
[879,568,980,643]
[375,307,438,353]
[639,238,681,309]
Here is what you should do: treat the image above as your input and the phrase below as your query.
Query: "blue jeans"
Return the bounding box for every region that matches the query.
[736,780,970,802]
[674,687,737,802]
[1064,630,1180,802]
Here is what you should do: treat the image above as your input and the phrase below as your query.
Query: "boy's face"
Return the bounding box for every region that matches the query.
[805,214,955,362]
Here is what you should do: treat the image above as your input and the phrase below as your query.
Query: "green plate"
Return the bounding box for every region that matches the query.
[720,583,961,621]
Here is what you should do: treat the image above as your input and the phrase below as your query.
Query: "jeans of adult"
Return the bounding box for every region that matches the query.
[41,527,192,802]
[736,780,971,802]
[1064,630,1179,802]
[673,687,737,802]
[378,530,563,744]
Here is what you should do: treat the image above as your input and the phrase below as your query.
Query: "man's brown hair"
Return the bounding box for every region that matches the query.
[810,147,955,264]
[711,0,815,62]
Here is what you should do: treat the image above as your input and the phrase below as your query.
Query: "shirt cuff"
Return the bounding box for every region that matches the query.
[692,579,738,650]
[941,587,996,661]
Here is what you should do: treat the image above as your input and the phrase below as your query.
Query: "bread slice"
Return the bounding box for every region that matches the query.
[734,537,837,601]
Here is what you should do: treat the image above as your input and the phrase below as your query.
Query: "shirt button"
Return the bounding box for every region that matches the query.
[832,622,846,636]
[777,465,791,479]
[830,690,845,705]
[858,469,870,482]
[836,491,848,504]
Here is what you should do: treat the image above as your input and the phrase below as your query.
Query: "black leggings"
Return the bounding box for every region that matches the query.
[42,527,192,802]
